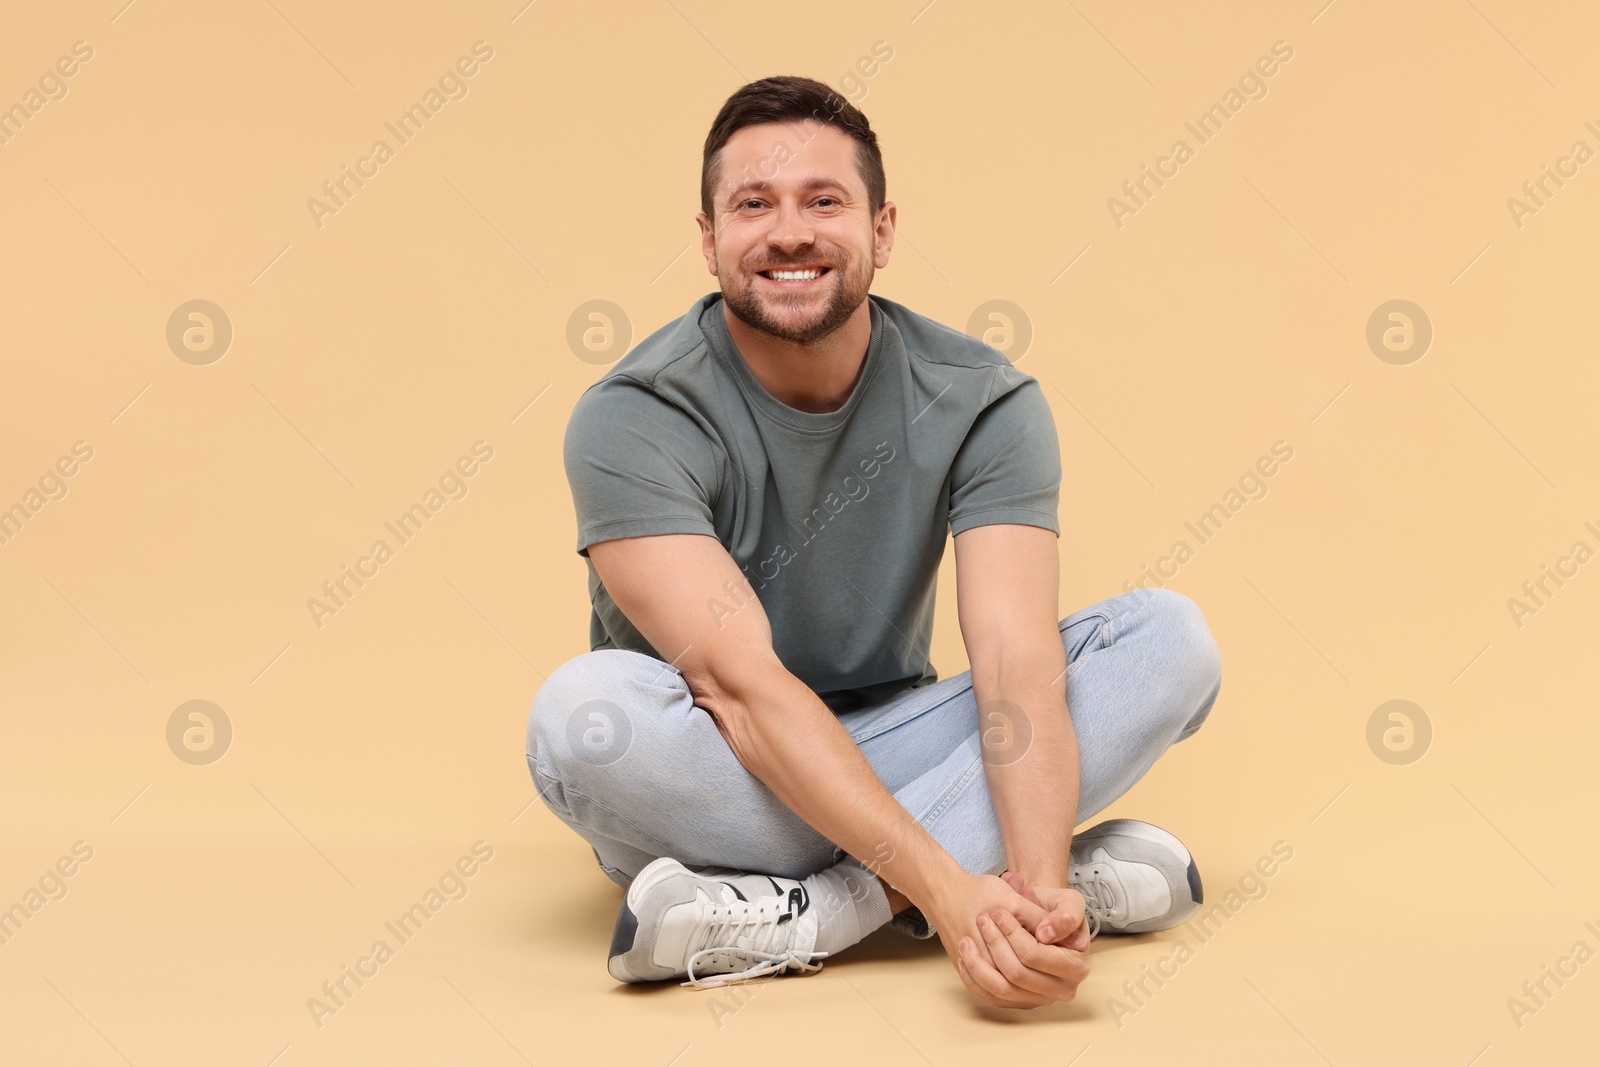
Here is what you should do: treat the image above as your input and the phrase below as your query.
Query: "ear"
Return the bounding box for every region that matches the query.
[696,211,718,276]
[872,201,896,269]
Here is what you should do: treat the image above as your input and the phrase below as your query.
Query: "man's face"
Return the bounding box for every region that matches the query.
[698,121,893,347]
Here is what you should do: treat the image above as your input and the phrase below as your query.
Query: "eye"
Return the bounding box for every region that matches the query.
[815,197,840,208]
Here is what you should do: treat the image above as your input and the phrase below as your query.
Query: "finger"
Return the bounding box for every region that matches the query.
[1012,879,1047,911]
[960,953,1041,1010]
[991,908,1087,997]
[1038,897,1086,944]
[961,932,1047,1008]
[977,912,1062,1001]
[1037,909,1076,944]
[1005,892,1048,931]
[992,908,1094,991]
[1000,872,1053,912]
[956,956,1035,1010]
[957,941,1036,1009]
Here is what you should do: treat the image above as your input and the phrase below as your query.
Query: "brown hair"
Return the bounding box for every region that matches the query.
[700,75,886,221]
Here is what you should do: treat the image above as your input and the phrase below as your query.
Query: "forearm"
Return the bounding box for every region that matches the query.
[977,645,1078,887]
[698,655,962,909]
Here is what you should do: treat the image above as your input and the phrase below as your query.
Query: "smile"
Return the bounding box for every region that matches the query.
[758,267,831,285]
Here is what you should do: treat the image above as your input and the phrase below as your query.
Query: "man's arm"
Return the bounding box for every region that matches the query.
[954,524,1083,917]
[589,532,960,902]
[587,532,1065,1006]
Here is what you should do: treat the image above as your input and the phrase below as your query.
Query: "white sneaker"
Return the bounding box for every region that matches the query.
[1069,819,1203,936]
[607,857,828,988]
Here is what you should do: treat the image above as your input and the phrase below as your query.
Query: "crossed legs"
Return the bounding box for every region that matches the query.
[526,586,1221,915]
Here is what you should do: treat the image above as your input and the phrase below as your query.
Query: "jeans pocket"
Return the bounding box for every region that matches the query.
[1063,611,1113,681]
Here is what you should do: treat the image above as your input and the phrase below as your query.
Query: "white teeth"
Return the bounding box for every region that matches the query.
[766,269,822,281]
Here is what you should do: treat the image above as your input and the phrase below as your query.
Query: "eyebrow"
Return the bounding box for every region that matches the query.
[723,176,849,205]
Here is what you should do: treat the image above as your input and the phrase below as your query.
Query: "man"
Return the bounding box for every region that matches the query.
[527,75,1221,1009]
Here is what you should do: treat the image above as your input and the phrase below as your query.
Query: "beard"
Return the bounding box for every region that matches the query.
[720,253,873,347]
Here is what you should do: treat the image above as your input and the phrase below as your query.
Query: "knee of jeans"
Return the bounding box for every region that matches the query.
[526,648,687,777]
[1147,588,1222,738]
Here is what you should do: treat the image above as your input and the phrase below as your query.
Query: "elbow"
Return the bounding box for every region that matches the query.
[680,648,787,767]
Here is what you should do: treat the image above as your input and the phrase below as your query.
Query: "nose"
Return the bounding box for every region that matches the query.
[766,198,816,255]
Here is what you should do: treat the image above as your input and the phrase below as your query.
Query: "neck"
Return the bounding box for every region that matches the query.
[722,300,873,414]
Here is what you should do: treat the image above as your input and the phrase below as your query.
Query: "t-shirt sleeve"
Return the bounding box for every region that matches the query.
[562,377,723,556]
[947,371,1062,537]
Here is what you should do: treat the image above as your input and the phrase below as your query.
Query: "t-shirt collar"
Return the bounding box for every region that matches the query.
[698,292,886,433]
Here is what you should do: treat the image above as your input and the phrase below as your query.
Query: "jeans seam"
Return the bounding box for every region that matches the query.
[847,683,975,746]
[527,755,565,813]
[1064,611,1112,681]
[594,851,631,885]
[852,610,1111,744]
[913,748,984,832]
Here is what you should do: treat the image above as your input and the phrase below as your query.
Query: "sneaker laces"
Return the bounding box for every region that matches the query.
[680,899,829,989]
[1069,866,1116,940]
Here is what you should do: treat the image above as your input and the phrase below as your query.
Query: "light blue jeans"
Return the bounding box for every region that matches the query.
[525,586,1221,938]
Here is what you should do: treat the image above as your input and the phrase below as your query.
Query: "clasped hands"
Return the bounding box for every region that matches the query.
[926,870,1093,1009]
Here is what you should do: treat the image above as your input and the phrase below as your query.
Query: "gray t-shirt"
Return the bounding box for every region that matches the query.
[563,290,1061,712]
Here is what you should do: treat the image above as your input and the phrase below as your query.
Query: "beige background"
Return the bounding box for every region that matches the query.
[2,0,1596,1063]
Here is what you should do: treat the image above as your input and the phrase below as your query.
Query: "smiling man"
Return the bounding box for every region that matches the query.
[526,76,1222,1008]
